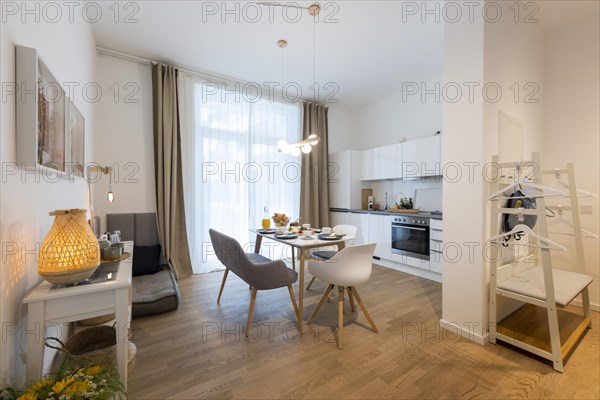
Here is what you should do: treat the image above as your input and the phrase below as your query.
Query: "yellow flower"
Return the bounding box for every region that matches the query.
[27,378,53,393]
[52,376,75,393]
[17,392,38,400]
[63,380,88,395]
[86,365,103,375]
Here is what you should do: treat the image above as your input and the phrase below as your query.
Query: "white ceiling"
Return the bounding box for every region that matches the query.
[90,1,444,109]
[90,1,599,109]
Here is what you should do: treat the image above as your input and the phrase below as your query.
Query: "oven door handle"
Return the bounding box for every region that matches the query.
[391,225,428,232]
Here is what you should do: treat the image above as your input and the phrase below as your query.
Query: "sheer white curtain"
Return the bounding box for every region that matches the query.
[179,73,301,273]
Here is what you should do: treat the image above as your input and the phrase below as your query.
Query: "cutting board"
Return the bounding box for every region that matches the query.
[388,208,420,213]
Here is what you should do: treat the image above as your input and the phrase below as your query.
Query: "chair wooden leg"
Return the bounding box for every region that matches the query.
[306,276,316,290]
[217,268,229,303]
[338,286,344,350]
[350,286,378,333]
[287,285,299,322]
[307,284,334,325]
[245,288,258,337]
[347,287,356,312]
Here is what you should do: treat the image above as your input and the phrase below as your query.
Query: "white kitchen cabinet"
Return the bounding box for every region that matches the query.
[369,214,392,260]
[429,218,443,274]
[379,144,400,180]
[330,211,350,227]
[402,135,441,178]
[349,212,370,245]
[360,147,380,180]
[329,150,362,209]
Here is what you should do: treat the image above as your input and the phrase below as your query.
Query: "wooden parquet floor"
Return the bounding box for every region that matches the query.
[127,264,600,399]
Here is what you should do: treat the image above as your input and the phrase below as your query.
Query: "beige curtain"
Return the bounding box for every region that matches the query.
[300,101,330,228]
[152,64,193,279]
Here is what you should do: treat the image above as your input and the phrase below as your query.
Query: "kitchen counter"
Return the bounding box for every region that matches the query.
[330,208,442,220]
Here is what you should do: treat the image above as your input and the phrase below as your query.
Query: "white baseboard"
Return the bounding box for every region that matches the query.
[373,258,442,283]
[570,298,600,312]
[439,319,487,345]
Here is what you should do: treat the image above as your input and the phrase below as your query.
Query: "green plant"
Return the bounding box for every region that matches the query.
[1,364,125,400]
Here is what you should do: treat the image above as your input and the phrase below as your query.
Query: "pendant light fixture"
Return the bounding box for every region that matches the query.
[275,3,321,157]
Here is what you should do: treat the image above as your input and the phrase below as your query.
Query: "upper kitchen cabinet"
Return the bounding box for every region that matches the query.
[401,135,441,178]
[361,144,402,181]
[359,135,441,181]
[329,150,362,210]
[360,147,379,180]
[380,143,401,180]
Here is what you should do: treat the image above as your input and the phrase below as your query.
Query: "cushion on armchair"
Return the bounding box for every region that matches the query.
[133,244,163,276]
[107,212,181,318]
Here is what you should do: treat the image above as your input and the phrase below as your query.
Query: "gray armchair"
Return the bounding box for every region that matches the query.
[209,229,299,337]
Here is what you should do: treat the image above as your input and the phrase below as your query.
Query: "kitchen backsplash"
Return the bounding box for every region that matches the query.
[368,177,443,211]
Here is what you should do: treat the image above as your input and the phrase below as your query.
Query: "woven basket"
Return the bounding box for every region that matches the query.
[47,325,136,373]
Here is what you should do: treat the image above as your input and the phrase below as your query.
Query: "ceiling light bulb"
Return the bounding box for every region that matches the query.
[290,147,301,157]
[277,139,290,153]
[301,144,312,154]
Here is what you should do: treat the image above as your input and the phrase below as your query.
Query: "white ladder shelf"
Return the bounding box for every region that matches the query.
[488,152,594,372]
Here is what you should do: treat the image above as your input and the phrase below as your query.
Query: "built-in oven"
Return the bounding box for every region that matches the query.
[391,216,430,260]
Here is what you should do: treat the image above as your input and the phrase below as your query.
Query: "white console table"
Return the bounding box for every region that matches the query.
[23,242,133,387]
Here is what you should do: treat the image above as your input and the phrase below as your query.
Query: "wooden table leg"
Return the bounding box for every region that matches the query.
[254,234,263,253]
[298,247,305,335]
[291,247,296,271]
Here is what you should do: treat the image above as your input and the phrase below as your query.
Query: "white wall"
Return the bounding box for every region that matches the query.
[353,78,443,151]
[328,106,359,154]
[543,13,600,308]
[482,1,547,321]
[92,54,156,232]
[483,4,546,160]
[441,8,487,344]
[0,15,96,382]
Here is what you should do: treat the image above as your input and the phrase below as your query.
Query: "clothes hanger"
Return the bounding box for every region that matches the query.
[488,208,566,251]
[551,170,597,198]
[488,176,568,200]
[488,162,568,200]
[548,206,598,239]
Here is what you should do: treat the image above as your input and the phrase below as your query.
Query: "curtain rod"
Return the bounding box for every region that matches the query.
[96,46,316,104]
[97,46,244,84]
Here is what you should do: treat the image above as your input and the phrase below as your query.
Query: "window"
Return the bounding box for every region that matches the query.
[179,74,301,273]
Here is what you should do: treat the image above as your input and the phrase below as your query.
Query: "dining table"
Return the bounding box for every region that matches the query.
[249,228,354,335]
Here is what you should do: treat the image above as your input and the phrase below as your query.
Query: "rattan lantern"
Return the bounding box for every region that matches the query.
[38,209,100,285]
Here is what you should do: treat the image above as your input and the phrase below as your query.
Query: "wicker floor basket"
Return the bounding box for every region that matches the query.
[48,325,136,373]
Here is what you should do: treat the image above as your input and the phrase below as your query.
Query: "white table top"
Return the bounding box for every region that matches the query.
[250,229,354,249]
[23,241,133,303]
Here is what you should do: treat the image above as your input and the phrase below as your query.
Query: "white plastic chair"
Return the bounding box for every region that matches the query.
[307,224,357,290]
[307,243,378,350]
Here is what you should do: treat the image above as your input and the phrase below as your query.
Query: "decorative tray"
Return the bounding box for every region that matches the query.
[388,208,420,213]
[317,234,346,241]
[100,252,131,264]
[274,233,298,240]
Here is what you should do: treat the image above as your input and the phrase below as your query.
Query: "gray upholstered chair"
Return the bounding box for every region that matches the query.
[209,229,299,337]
